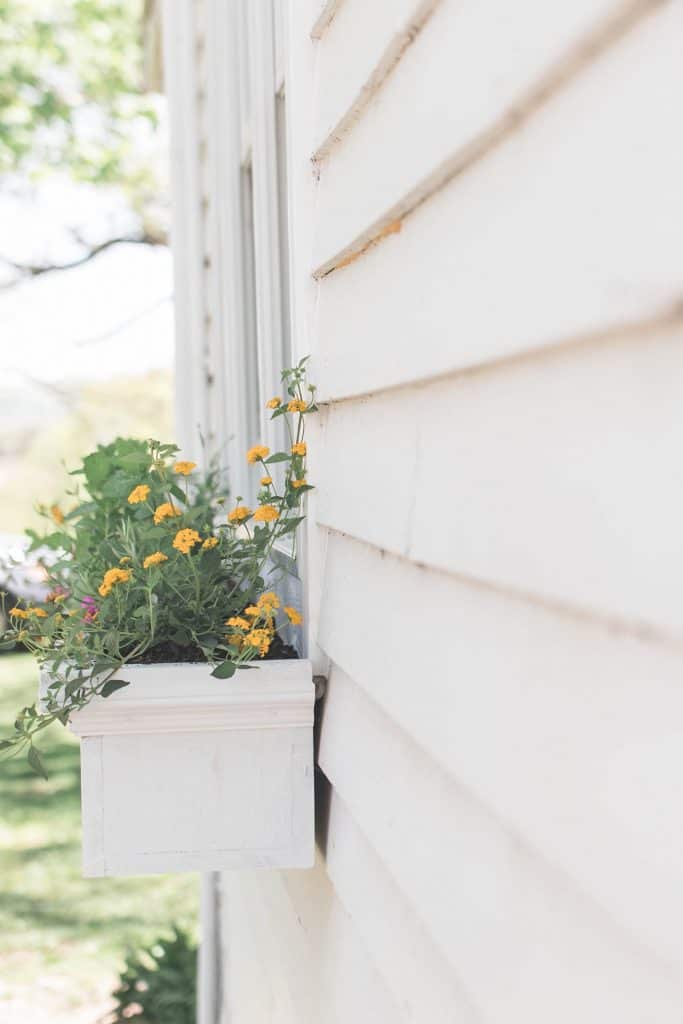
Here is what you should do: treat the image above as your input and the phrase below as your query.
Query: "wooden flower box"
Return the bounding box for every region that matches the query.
[41,660,315,877]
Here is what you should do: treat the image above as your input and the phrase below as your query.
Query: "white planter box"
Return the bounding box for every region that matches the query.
[41,660,315,877]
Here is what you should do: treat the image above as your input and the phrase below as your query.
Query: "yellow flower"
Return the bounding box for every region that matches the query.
[119,556,131,564]
[287,399,307,413]
[172,528,202,554]
[245,629,272,656]
[153,502,181,525]
[247,445,270,464]
[29,608,48,618]
[244,605,260,617]
[9,607,27,619]
[98,567,132,598]
[291,442,307,457]
[50,504,65,524]
[226,616,250,630]
[128,484,151,505]
[253,504,279,523]
[257,591,280,611]
[228,505,252,524]
[260,476,273,486]
[291,479,307,489]
[173,461,197,476]
[284,606,303,626]
[202,536,219,549]
[143,551,168,568]
[266,397,281,409]
[227,634,244,649]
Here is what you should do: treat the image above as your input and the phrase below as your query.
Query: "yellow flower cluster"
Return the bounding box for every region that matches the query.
[174,461,197,476]
[50,504,65,524]
[291,442,306,457]
[291,479,307,489]
[253,505,278,523]
[287,398,307,413]
[266,397,281,409]
[153,502,181,525]
[172,528,202,554]
[143,551,168,568]
[247,445,270,464]
[10,606,47,619]
[224,592,303,657]
[226,616,250,630]
[202,536,219,549]
[260,476,272,486]
[119,556,131,565]
[228,505,251,524]
[98,567,132,597]
[128,484,151,504]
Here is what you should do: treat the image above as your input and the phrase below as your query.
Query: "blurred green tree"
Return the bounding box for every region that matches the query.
[0,0,166,280]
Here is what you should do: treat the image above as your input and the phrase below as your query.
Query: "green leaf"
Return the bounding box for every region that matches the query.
[28,745,48,780]
[117,452,152,470]
[277,516,305,537]
[264,452,291,464]
[101,679,130,698]
[211,661,237,679]
[0,739,14,750]
[82,451,111,489]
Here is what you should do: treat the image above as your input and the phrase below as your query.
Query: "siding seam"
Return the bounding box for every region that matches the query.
[315,297,683,410]
[312,0,443,161]
[310,0,345,40]
[312,0,668,280]
[316,694,682,984]
[315,523,683,652]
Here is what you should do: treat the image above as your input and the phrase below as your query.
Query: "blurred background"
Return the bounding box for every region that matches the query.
[0,2,198,1022]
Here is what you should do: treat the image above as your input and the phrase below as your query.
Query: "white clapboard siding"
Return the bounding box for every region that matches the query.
[313,0,667,270]
[318,594,683,963]
[312,0,440,159]
[313,0,683,400]
[317,323,683,634]
[221,858,405,1023]
[318,663,683,1020]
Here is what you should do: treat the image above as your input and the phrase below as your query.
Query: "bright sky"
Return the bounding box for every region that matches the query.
[0,181,174,433]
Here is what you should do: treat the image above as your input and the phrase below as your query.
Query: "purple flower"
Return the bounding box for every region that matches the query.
[81,595,98,622]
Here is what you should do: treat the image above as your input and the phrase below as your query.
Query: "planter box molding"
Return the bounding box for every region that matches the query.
[41,660,315,877]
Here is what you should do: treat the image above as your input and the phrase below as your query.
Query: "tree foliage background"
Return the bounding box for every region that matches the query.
[0,0,167,272]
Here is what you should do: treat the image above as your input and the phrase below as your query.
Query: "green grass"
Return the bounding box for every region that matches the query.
[0,653,198,1020]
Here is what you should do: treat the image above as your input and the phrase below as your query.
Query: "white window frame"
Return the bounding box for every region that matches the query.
[201,0,292,504]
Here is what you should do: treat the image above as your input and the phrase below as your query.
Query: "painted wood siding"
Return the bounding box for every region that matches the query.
[217,0,683,1020]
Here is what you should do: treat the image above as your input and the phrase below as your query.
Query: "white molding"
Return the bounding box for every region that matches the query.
[161,0,209,463]
[42,660,315,877]
[247,0,288,454]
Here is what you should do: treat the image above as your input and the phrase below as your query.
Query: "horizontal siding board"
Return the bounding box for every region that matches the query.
[318,673,683,1019]
[317,532,683,968]
[312,0,683,399]
[322,790,480,1022]
[313,0,665,268]
[316,324,683,633]
[313,0,439,156]
[221,859,401,1023]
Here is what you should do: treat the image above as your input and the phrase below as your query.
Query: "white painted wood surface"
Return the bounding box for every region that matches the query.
[314,0,683,398]
[159,0,683,1018]
[51,662,315,877]
[317,325,683,634]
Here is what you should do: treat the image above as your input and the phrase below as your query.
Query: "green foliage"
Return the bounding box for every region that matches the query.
[0,0,160,209]
[0,361,314,775]
[0,653,198,1017]
[110,926,197,1024]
